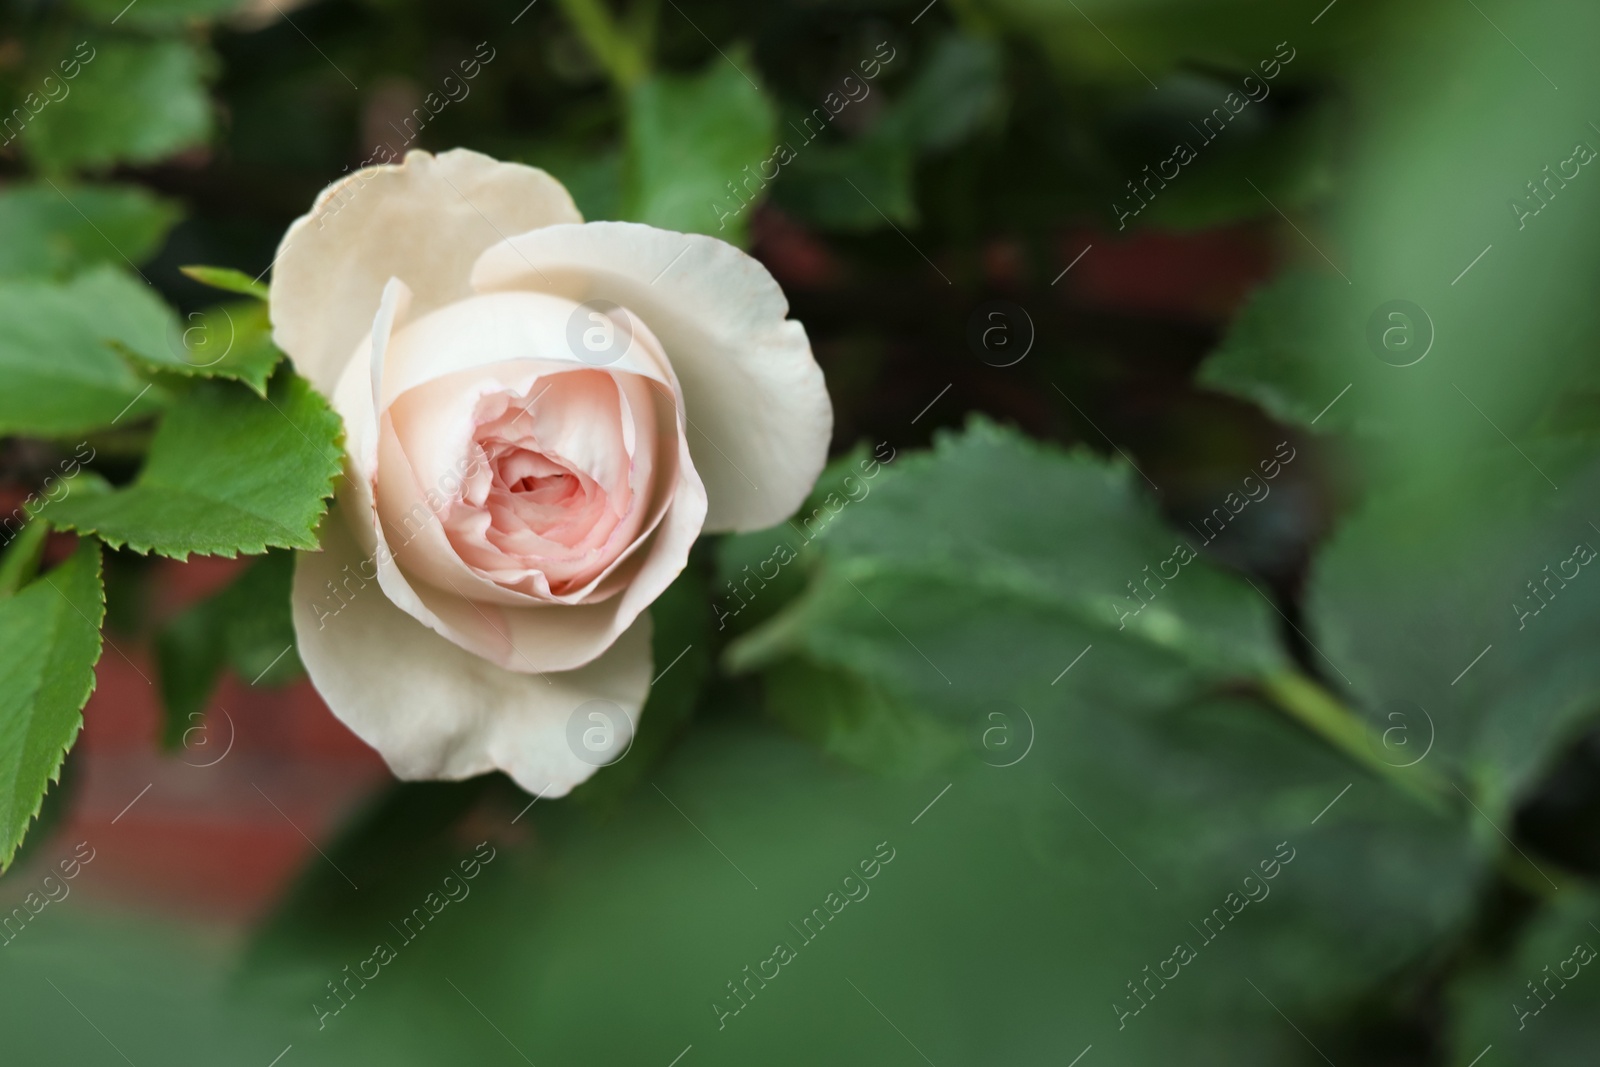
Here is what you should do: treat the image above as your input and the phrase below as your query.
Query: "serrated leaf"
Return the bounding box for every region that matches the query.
[22,38,213,172]
[0,183,180,281]
[729,419,1287,712]
[119,299,283,396]
[624,54,778,243]
[0,266,174,437]
[179,264,269,302]
[48,371,343,559]
[0,540,103,870]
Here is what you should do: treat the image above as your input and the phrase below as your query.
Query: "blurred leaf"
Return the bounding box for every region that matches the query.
[23,38,213,172]
[886,32,1005,154]
[179,264,269,301]
[1198,269,1359,433]
[242,701,1480,1065]
[1121,87,1338,231]
[74,0,256,29]
[525,145,624,222]
[774,129,918,231]
[624,54,777,242]
[0,182,180,280]
[977,0,1346,87]
[711,443,886,639]
[1449,892,1600,1064]
[120,299,284,396]
[48,371,342,559]
[154,550,300,747]
[1307,445,1600,822]
[0,540,102,871]
[762,657,963,776]
[0,265,173,437]
[1200,0,1600,829]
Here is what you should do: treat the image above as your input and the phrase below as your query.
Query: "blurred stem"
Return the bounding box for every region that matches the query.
[556,0,651,92]
[0,518,50,598]
[1260,669,1453,814]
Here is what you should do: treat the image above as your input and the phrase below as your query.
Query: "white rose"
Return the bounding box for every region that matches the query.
[269,149,831,797]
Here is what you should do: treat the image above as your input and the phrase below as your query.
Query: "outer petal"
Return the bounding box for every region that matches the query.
[270,148,582,395]
[293,511,652,798]
[470,222,832,532]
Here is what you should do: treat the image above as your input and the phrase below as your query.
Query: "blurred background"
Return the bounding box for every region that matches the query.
[4,0,1600,1063]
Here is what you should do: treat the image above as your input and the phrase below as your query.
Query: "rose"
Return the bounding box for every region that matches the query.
[270,149,831,797]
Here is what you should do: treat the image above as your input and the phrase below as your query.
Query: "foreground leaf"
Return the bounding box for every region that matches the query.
[242,701,1480,1066]
[0,540,103,870]
[48,372,343,559]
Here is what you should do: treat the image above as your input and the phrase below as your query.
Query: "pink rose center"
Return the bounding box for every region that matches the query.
[415,368,657,599]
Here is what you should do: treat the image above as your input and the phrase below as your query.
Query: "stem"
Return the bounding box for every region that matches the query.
[0,518,50,598]
[1260,669,1453,814]
[555,0,650,91]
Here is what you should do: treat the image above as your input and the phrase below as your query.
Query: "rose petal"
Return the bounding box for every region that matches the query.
[469,221,832,532]
[332,282,707,672]
[292,512,651,798]
[270,148,582,395]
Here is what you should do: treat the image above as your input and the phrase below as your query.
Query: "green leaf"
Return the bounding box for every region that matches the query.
[1197,270,1359,433]
[245,702,1481,1065]
[885,32,1005,155]
[0,183,180,281]
[1202,0,1600,824]
[22,38,213,172]
[48,371,343,559]
[728,419,1288,713]
[155,551,300,748]
[774,130,918,231]
[1448,892,1600,1063]
[624,54,778,243]
[762,657,964,776]
[0,519,51,598]
[1118,86,1338,232]
[178,264,269,302]
[1306,444,1600,821]
[0,266,174,437]
[119,298,284,396]
[0,540,103,870]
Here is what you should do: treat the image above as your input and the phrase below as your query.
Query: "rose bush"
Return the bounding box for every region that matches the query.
[270,148,832,797]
